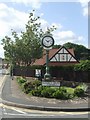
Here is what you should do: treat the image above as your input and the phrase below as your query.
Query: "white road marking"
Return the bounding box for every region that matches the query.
[2,104,89,116]
[3,113,55,116]
[11,108,27,114]
[0,103,3,107]
[0,73,7,94]
[1,105,89,118]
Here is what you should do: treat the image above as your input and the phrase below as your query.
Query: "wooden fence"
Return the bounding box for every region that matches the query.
[13,67,89,83]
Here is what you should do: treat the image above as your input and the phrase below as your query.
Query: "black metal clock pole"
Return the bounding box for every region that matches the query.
[44,49,51,81]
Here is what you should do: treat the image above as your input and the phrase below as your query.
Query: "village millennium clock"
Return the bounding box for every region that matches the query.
[42,35,54,48]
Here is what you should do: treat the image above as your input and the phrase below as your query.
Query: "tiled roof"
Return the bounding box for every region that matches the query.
[33,49,58,66]
[32,46,77,66]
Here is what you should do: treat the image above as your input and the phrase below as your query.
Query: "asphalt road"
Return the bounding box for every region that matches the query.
[0,104,89,119]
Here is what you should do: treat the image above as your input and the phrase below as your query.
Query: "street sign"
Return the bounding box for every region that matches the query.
[42,81,60,87]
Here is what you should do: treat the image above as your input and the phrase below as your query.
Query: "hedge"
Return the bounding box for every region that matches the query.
[74,60,90,71]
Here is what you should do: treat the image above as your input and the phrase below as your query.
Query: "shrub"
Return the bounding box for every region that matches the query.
[31,86,44,97]
[76,83,88,92]
[59,87,67,93]
[16,76,42,93]
[41,87,57,98]
[53,87,74,99]
[74,88,84,97]
[30,86,74,99]
[53,89,69,99]
[32,80,41,88]
[20,81,34,94]
[16,76,85,99]
[17,77,27,85]
[21,82,32,94]
[74,60,90,71]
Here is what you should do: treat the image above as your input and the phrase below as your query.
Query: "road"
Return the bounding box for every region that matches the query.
[0,105,89,118]
[0,69,3,120]
[0,69,89,119]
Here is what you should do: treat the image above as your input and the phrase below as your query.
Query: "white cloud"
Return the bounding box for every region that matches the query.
[0,3,29,58]
[53,30,85,46]
[79,0,89,16]
[79,0,89,7]
[38,21,63,32]
[0,3,51,56]
[51,23,63,29]
[0,2,87,58]
[0,3,29,38]
[83,7,88,16]
[0,45,4,58]
[10,0,41,9]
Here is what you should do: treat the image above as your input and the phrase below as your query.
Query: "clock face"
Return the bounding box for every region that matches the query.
[42,35,54,48]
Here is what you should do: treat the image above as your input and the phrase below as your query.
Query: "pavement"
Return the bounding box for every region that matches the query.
[1,74,90,112]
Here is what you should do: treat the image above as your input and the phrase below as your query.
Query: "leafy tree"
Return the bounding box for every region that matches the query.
[74,60,90,71]
[63,42,89,60]
[53,44,61,49]
[2,10,56,66]
[53,42,89,60]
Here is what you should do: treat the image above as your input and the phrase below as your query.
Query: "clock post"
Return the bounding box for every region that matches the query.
[42,34,54,81]
[44,49,50,81]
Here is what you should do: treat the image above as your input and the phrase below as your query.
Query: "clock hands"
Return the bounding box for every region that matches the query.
[46,40,50,42]
[42,35,54,48]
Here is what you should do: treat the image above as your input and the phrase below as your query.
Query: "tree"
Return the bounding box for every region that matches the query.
[53,44,61,49]
[2,10,56,66]
[63,42,89,60]
[53,42,90,60]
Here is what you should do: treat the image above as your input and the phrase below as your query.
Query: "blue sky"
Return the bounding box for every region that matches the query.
[0,0,89,58]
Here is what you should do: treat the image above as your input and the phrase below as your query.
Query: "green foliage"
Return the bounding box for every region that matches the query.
[63,42,89,60]
[2,10,56,66]
[21,82,32,94]
[50,65,74,71]
[76,83,88,92]
[31,85,44,97]
[41,87,57,98]
[52,90,67,99]
[74,88,84,97]
[30,86,75,99]
[74,60,90,71]
[32,80,42,88]
[53,44,61,49]
[22,81,34,93]
[21,80,41,93]
[17,77,27,85]
[53,87,74,99]
[17,77,42,94]
[16,77,86,99]
[74,83,88,97]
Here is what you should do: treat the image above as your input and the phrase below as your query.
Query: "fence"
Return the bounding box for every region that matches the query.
[13,67,89,83]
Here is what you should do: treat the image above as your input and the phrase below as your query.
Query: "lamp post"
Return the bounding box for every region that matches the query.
[11,45,14,80]
[42,34,54,81]
[11,60,13,80]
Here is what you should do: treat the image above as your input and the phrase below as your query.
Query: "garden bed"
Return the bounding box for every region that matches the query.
[16,76,88,100]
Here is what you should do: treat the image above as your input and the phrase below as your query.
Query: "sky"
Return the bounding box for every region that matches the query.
[0,0,89,58]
